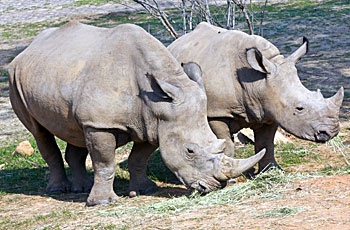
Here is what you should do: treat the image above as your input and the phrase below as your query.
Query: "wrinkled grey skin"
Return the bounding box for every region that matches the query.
[9,22,265,206]
[169,22,344,173]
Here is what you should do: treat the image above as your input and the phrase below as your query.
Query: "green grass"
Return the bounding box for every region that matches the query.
[252,206,304,218]
[275,143,318,167]
[72,0,115,7]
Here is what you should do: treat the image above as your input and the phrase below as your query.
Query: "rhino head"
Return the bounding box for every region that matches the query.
[144,63,265,193]
[245,37,343,142]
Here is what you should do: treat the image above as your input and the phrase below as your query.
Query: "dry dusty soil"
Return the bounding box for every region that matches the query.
[0,0,350,229]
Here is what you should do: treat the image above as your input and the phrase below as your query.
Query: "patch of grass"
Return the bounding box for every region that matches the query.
[319,165,350,176]
[327,135,350,167]
[275,143,318,168]
[73,0,115,7]
[1,208,75,229]
[99,168,304,217]
[252,206,304,218]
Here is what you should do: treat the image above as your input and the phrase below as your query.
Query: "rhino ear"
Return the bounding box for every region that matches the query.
[287,36,309,63]
[181,62,205,92]
[246,48,275,75]
[152,76,185,103]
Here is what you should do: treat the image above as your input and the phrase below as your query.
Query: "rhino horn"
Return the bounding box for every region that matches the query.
[287,37,309,63]
[216,149,266,180]
[326,87,344,109]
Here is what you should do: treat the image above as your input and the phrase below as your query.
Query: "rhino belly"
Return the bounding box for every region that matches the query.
[15,75,87,148]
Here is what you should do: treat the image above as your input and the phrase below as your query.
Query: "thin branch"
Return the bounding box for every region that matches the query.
[233,0,254,35]
[258,0,268,36]
[133,0,179,39]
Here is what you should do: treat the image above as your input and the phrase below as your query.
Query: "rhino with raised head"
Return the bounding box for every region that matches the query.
[168,22,343,174]
[9,22,265,206]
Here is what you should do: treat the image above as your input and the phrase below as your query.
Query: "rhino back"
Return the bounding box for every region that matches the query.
[10,22,183,146]
[168,22,281,119]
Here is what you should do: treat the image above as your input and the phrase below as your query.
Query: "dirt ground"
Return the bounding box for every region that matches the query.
[1,1,350,229]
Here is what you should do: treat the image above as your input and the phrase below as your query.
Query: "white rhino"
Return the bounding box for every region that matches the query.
[8,22,265,206]
[169,22,343,174]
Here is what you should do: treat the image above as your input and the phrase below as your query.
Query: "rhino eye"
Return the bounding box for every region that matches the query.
[296,107,304,111]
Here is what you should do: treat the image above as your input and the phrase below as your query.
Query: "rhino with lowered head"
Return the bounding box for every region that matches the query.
[168,22,343,174]
[9,22,265,206]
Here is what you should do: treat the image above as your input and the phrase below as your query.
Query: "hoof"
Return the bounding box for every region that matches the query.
[258,163,283,174]
[243,167,257,180]
[46,180,71,194]
[71,179,93,193]
[86,195,118,207]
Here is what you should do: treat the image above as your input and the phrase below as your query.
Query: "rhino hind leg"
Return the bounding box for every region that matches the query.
[84,128,119,206]
[254,123,281,174]
[33,126,71,193]
[65,144,92,193]
[128,142,158,197]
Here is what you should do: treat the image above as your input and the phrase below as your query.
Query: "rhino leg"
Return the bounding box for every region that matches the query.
[34,127,70,193]
[84,128,118,206]
[209,119,235,157]
[128,142,158,197]
[65,144,92,193]
[254,123,281,173]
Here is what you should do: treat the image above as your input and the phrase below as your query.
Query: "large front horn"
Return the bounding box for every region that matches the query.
[215,149,266,180]
[326,87,344,109]
[287,37,309,63]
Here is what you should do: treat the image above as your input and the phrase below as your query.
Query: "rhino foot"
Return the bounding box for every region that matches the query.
[71,177,93,193]
[46,179,71,194]
[129,178,158,198]
[258,162,283,174]
[243,167,257,180]
[244,162,284,179]
[86,193,118,207]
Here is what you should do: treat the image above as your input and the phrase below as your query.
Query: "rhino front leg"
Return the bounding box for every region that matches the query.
[254,123,281,173]
[65,144,93,193]
[128,142,158,197]
[209,118,235,157]
[84,128,118,206]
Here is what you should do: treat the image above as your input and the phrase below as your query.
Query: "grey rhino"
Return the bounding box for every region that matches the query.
[9,22,265,206]
[168,22,343,174]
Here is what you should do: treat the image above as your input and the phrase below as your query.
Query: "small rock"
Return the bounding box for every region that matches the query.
[274,130,291,144]
[129,191,137,198]
[12,141,35,156]
[234,128,291,145]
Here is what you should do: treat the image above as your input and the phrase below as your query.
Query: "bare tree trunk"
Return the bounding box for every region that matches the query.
[182,0,187,33]
[227,0,232,29]
[204,0,212,24]
[231,2,235,29]
[189,1,195,30]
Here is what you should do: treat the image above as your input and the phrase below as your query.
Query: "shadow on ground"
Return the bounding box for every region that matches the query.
[0,150,184,203]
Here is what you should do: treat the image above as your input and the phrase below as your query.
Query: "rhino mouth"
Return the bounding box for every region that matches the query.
[190,179,225,194]
[314,131,330,143]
